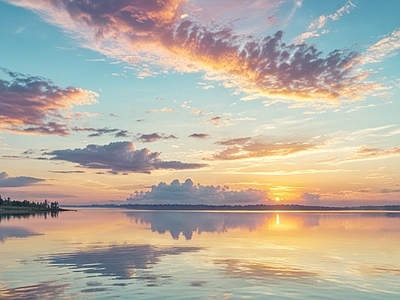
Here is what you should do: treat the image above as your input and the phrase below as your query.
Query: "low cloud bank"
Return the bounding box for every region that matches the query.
[127,178,270,205]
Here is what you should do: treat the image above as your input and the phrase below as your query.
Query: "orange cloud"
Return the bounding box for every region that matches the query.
[326,145,400,165]
[6,0,380,103]
[209,137,315,160]
[0,68,98,135]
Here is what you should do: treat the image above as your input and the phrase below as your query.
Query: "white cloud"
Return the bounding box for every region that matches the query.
[127,178,270,205]
[360,30,400,64]
[294,1,355,44]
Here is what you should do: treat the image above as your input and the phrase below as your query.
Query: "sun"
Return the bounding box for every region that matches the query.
[275,197,280,202]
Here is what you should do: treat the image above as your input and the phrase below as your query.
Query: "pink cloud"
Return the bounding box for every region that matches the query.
[355,146,400,159]
[0,68,98,135]
[5,0,378,103]
[327,145,400,165]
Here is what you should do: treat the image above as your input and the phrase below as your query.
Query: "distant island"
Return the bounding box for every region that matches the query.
[70,203,400,212]
[0,195,69,215]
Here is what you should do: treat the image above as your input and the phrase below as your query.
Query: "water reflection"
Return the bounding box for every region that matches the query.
[126,211,324,240]
[0,226,40,243]
[358,264,400,277]
[1,209,400,299]
[127,211,271,240]
[47,244,201,283]
[215,259,318,283]
[361,212,400,218]
[0,211,60,223]
[0,281,69,300]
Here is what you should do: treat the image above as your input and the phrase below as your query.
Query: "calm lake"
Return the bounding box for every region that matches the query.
[1,209,400,299]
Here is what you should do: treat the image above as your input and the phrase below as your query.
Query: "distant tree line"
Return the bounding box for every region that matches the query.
[85,203,400,211]
[0,195,59,210]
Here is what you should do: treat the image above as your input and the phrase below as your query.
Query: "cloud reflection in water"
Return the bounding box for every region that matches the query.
[127,211,324,240]
[47,244,201,284]
[0,281,69,300]
[0,226,41,243]
[127,211,272,240]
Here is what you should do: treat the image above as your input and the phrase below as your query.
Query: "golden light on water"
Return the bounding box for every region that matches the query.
[276,214,280,225]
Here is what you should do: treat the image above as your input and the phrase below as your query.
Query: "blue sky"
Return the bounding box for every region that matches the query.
[0,0,399,205]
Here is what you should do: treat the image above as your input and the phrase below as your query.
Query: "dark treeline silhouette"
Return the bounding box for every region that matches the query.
[0,195,59,210]
[84,203,400,211]
[0,211,59,223]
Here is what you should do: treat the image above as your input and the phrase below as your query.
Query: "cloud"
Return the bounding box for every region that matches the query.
[197,82,214,90]
[44,141,207,174]
[206,116,233,127]
[300,192,321,205]
[72,127,130,138]
[115,130,129,138]
[137,133,178,143]
[188,133,209,139]
[146,107,175,113]
[360,30,400,64]
[352,146,400,161]
[380,189,400,194]
[209,137,315,160]
[220,168,354,176]
[191,109,204,115]
[294,1,355,44]
[0,171,45,187]
[0,68,98,135]
[49,170,85,174]
[127,178,270,205]
[5,0,378,103]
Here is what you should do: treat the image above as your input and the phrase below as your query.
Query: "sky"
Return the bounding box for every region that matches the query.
[0,0,399,206]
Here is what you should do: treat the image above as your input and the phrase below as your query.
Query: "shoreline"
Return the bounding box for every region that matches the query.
[0,207,75,215]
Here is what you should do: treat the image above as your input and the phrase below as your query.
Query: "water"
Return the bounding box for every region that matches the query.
[1,209,400,299]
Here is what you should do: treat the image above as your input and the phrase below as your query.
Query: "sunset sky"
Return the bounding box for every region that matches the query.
[0,0,399,206]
